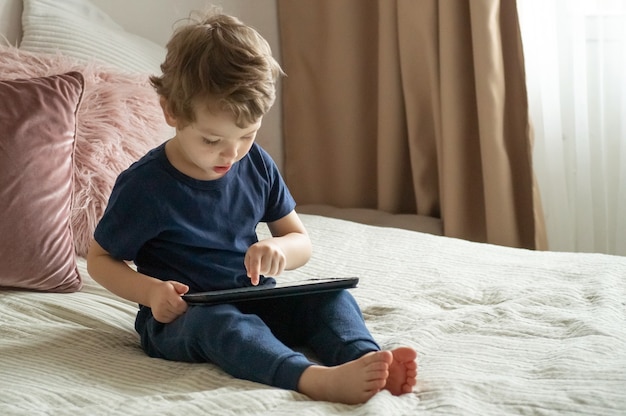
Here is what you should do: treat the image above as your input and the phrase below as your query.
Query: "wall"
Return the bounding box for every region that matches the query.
[0,0,21,44]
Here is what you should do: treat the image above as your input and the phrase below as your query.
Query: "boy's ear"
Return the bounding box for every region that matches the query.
[159,96,178,128]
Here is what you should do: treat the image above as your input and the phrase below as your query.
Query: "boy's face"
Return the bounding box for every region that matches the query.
[164,102,262,181]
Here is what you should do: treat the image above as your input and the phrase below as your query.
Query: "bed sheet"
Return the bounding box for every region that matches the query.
[1,214,625,415]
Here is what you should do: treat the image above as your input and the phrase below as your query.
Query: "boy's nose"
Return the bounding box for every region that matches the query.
[221,143,238,159]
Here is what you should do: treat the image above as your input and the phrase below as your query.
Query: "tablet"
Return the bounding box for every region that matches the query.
[182,277,359,305]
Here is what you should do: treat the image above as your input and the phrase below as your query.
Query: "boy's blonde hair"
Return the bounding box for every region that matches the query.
[150,10,283,127]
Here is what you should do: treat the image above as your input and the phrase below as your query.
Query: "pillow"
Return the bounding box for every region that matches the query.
[0,72,84,292]
[20,0,165,74]
[0,45,172,257]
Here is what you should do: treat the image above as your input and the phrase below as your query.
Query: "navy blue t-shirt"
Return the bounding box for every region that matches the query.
[94,142,296,292]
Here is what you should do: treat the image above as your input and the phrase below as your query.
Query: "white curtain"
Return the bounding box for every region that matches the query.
[518,0,626,256]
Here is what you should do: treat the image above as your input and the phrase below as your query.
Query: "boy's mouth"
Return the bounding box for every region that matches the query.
[213,165,231,174]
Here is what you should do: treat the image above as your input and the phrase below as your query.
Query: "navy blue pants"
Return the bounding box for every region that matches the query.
[135,290,380,391]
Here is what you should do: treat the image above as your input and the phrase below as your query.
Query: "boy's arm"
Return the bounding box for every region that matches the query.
[245,210,312,284]
[86,239,189,323]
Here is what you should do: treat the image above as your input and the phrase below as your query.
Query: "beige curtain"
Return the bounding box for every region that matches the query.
[277,0,546,250]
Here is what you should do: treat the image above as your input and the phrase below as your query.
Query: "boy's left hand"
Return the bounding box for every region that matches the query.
[245,239,286,285]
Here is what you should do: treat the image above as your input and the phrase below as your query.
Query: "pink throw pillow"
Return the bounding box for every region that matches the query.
[0,46,171,257]
[0,72,84,292]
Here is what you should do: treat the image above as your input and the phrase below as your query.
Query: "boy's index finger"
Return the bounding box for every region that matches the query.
[246,255,261,285]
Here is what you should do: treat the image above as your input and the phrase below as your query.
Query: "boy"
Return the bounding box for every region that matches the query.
[87,10,417,404]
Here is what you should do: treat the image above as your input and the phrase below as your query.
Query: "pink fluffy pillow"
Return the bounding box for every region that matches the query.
[0,46,171,257]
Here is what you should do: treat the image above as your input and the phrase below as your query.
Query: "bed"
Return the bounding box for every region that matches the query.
[2,1,626,415]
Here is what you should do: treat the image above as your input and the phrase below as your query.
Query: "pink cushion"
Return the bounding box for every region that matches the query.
[0,45,170,257]
[0,72,84,292]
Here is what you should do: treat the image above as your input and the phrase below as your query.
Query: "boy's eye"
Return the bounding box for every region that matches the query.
[202,137,220,145]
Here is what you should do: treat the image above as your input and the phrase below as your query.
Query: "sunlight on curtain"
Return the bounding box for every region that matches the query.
[518,0,626,256]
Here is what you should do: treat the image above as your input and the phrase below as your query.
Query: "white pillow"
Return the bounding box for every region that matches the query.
[20,0,165,74]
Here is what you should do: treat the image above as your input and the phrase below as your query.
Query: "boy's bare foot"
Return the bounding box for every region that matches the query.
[384,347,418,395]
[298,351,393,404]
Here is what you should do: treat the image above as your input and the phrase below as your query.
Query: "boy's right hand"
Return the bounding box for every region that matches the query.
[148,280,189,323]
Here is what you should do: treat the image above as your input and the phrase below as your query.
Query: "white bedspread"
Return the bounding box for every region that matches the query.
[1,214,625,415]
